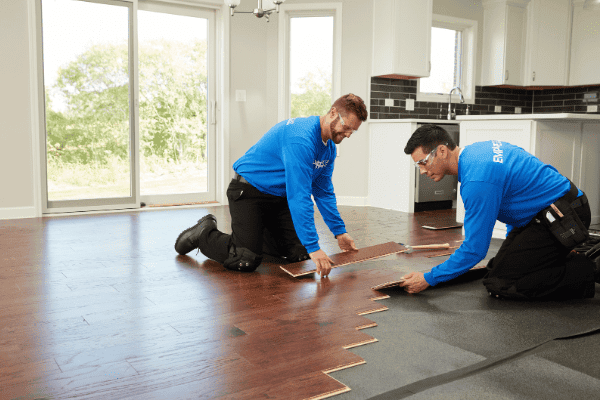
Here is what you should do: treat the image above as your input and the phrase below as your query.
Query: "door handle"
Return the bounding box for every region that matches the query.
[210,100,216,125]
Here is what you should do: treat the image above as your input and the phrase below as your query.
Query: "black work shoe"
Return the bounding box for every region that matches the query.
[174,214,217,255]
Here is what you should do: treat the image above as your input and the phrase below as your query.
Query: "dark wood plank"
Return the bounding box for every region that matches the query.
[415,208,463,230]
[280,241,406,277]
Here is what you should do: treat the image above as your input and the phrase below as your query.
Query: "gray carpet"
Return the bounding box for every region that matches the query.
[329,238,600,399]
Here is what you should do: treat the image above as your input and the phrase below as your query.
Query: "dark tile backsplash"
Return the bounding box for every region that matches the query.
[369,77,600,120]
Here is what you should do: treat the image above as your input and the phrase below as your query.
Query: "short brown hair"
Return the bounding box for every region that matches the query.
[331,93,368,121]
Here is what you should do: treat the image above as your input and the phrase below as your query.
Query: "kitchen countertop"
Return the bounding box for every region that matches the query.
[368,114,600,124]
[456,113,600,121]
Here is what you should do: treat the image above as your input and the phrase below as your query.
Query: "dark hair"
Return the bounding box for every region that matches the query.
[331,93,368,121]
[404,124,457,155]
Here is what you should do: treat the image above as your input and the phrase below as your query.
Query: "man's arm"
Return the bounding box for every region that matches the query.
[400,181,502,293]
[281,140,321,253]
[312,155,348,243]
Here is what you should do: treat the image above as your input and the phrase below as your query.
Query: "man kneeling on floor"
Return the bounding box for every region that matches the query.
[174,94,368,277]
[400,124,599,300]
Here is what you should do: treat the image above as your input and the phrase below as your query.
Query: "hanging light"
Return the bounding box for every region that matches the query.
[583,0,600,10]
[224,0,240,16]
[224,0,286,22]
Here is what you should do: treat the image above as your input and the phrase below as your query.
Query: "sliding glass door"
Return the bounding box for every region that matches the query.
[40,0,137,211]
[38,0,216,212]
[138,1,216,205]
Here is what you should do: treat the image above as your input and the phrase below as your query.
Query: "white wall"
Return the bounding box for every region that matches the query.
[228,1,273,171]
[0,0,37,219]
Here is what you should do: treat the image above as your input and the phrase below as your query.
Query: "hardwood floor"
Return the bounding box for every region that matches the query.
[0,206,465,399]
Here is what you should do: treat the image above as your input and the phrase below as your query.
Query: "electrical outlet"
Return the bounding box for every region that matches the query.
[587,105,598,113]
[384,98,394,107]
[494,105,502,112]
[584,92,598,102]
[515,107,522,114]
[405,99,415,111]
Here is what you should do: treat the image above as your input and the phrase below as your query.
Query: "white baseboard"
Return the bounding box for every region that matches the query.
[0,206,38,220]
[491,227,508,240]
[336,196,369,207]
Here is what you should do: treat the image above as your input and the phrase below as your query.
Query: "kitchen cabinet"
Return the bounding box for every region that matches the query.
[371,0,432,79]
[523,0,571,86]
[368,119,459,213]
[481,0,528,86]
[481,0,571,87]
[569,0,600,85]
[456,115,600,238]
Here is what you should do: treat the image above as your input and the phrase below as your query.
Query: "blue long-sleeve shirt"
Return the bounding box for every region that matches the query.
[424,140,581,286]
[232,116,346,253]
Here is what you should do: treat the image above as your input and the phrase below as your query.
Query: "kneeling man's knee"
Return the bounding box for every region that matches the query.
[224,245,262,272]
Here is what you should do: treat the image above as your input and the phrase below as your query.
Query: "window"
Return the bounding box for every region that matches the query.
[289,16,334,118]
[420,27,462,94]
[417,15,477,104]
[278,3,342,121]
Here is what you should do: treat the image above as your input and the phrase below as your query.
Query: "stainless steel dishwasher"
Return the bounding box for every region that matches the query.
[414,123,459,210]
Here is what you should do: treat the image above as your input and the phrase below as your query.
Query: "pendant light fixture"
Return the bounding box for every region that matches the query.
[224,0,286,21]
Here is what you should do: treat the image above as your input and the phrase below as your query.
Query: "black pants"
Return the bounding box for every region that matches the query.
[198,179,308,264]
[483,198,596,300]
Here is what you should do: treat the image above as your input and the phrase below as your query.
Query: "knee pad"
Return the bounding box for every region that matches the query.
[585,241,600,261]
[223,245,262,272]
[284,244,310,263]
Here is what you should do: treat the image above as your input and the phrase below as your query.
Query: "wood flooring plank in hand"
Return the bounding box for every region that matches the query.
[371,279,406,290]
[280,242,406,277]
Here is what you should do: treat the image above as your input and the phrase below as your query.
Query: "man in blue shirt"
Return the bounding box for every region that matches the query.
[174,94,368,277]
[400,124,598,300]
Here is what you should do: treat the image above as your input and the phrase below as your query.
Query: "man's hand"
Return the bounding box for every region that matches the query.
[399,271,430,294]
[336,233,358,252]
[309,249,334,277]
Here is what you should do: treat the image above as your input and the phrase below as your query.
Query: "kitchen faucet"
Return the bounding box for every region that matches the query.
[448,86,465,120]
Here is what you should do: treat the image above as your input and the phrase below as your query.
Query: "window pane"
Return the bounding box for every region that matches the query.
[138,10,209,196]
[42,0,131,201]
[290,17,333,118]
[420,27,462,94]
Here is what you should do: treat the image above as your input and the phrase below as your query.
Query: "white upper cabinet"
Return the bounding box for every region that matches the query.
[569,0,600,85]
[481,0,528,86]
[481,0,571,87]
[372,0,432,78]
[523,0,571,86]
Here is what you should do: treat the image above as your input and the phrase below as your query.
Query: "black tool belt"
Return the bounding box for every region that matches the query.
[233,172,250,185]
[537,181,589,248]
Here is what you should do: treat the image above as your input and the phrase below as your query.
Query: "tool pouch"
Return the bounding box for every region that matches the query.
[539,183,589,248]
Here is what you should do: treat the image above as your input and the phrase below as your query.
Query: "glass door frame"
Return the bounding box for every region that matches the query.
[137,0,217,206]
[37,0,139,213]
[36,0,220,214]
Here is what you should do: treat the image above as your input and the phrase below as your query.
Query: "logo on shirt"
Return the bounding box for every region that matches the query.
[286,118,295,125]
[313,160,329,169]
[492,140,503,163]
